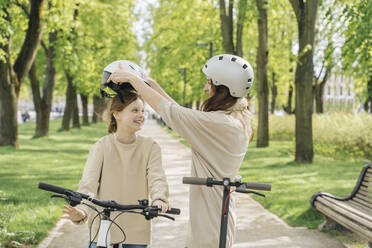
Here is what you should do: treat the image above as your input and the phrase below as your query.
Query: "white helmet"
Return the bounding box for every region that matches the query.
[201,54,254,97]
[101,60,148,85]
[100,60,148,102]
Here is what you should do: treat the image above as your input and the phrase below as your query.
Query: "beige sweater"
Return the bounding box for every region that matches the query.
[75,134,169,245]
[158,99,251,248]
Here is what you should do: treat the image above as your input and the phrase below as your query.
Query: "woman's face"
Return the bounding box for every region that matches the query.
[203,78,215,97]
[114,98,145,133]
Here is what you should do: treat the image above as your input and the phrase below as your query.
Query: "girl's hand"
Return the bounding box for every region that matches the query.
[61,205,86,222]
[152,199,170,214]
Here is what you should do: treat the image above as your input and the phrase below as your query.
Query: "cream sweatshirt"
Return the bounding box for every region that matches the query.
[75,134,169,245]
[157,98,251,248]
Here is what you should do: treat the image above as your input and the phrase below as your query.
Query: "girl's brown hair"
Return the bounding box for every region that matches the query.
[201,82,254,143]
[107,85,142,133]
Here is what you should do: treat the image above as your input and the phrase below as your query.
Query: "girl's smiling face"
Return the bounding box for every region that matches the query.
[114,98,145,133]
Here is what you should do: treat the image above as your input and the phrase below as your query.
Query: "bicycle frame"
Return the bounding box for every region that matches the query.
[38,182,180,248]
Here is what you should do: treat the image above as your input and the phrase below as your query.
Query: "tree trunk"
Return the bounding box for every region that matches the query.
[364,77,372,113]
[0,0,45,147]
[289,0,319,163]
[29,32,57,137]
[92,95,105,123]
[315,70,329,114]
[0,42,18,147]
[271,72,277,114]
[283,85,294,114]
[219,0,235,54]
[256,0,269,148]
[61,71,75,131]
[72,87,80,128]
[81,94,89,125]
[236,0,247,57]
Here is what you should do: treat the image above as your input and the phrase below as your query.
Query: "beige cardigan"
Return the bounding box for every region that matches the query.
[75,134,169,245]
[158,99,251,248]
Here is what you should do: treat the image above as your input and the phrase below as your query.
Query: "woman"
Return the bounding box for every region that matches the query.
[62,85,170,248]
[108,54,254,248]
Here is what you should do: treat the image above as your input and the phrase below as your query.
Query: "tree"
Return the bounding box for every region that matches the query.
[289,0,319,163]
[342,0,372,113]
[0,0,45,147]
[27,0,66,137]
[218,0,249,56]
[256,0,269,147]
[145,0,223,105]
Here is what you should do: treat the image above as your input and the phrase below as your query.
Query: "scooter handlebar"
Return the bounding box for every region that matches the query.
[244,182,271,191]
[182,177,208,185]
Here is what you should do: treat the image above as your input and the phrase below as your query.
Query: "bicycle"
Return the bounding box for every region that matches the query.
[38,182,181,248]
[182,175,271,248]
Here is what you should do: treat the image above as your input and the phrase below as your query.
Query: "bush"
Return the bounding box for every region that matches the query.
[263,113,372,161]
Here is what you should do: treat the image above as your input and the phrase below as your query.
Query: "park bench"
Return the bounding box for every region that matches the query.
[310,164,372,246]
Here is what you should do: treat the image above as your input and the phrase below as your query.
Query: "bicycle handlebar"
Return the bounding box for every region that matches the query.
[38,182,180,215]
[182,177,271,191]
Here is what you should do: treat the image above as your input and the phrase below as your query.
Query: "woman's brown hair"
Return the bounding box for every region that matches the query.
[201,83,238,112]
[201,82,254,143]
[107,85,142,133]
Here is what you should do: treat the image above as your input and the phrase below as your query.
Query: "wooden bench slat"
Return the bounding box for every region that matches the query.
[359,188,372,196]
[360,185,370,193]
[364,177,372,183]
[318,197,372,227]
[352,197,371,209]
[348,200,372,215]
[361,181,371,188]
[314,201,372,241]
[354,193,372,205]
[354,194,372,206]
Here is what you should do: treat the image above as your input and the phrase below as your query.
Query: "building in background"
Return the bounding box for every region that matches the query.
[323,74,356,112]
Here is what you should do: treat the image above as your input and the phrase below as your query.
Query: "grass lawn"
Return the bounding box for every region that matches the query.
[0,119,107,247]
[0,119,369,247]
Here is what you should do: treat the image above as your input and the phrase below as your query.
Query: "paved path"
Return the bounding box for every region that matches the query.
[37,120,344,248]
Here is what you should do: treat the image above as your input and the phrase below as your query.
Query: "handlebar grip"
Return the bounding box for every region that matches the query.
[166,208,181,215]
[38,182,69,195]
[182,177,207,185]
[244,182,271,191]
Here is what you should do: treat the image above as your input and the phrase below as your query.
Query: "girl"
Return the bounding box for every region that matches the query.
[108,54,254,248]
[62,85,170,248]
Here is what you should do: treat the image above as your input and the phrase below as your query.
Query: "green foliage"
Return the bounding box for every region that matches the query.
[268,113,372,160]
[144,0,224,104]
[56,0,138,97]
[342,0,372,82]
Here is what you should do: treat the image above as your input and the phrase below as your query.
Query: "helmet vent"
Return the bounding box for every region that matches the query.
[231,57,237,62]
[205,64,208,68]
[243,64,248,69]
[246,86,250,90]
[129,64,135,70]
[219,56,223,60]
[248,78,252,82]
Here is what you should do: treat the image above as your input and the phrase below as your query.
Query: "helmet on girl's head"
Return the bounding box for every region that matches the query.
[100,60,148,103]
[201,54,254,98]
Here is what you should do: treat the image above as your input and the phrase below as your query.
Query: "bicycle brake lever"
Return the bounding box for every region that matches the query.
[51,194,66,199]
[235,188,266,197]
[51,193,82,206]
[158,214,175,221]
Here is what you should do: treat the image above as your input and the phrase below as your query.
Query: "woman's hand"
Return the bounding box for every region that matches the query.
[152,199,170,214]
[61,205,86,222]
[107,63,141,85]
